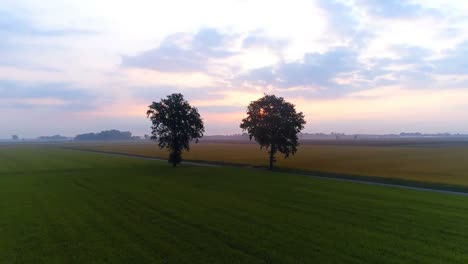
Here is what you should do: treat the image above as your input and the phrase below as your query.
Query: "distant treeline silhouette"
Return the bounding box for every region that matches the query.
[37,135,68,141]
[75,130,134,141]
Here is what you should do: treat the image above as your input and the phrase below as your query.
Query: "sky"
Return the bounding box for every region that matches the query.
[1,0,468,138]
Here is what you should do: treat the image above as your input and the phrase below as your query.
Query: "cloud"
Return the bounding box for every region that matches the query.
[355,0,437,18]
[432,41,468,75]
[318,0,359,37]
[362,43,468,88]
[289,85,468,133]
[122,68,216,88]
[356,45,435,87]
[242,30,288,51]
[238,47,359,98]
[0,10,99,37]
[131,86,220,101]
[122,28,237,72]
[3,0,468,136]
[0,81,94,110]
[237,37,468,101]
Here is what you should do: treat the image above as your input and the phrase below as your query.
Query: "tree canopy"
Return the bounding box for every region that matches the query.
[240,94,306,169]
[147,93,204,167]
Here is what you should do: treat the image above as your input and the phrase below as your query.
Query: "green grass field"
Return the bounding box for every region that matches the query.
[69,140,468,187]
[2,144,468,263]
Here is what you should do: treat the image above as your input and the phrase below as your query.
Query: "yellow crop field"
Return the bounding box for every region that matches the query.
[68,141,468,187]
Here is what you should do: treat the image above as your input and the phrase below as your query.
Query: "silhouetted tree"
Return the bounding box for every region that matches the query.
[147,93,204,167]
[11,135,19,141]
[240,94,306,170]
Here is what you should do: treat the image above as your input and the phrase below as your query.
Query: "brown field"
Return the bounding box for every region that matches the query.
[66,139,468,187]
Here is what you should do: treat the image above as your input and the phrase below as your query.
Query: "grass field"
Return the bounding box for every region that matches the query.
[2,144,468,263]
[68,140,468,187]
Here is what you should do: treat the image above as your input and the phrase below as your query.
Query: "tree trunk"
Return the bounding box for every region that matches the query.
[269,146,275,170]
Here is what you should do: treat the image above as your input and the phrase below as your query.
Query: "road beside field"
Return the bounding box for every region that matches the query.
[66,147,468,197]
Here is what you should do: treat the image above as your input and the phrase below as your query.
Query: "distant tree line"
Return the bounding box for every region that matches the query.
[37,135,69,141]
[75,130,135,141]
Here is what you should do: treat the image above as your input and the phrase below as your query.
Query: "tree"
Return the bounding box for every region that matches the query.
[147,93,204,167]
[240,94,306,170]
[11,135,19,141]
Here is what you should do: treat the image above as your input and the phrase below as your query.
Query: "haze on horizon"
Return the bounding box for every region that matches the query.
[2,0,468,138]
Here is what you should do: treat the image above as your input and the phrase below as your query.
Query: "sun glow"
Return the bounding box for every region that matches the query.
[258,108,266,117]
